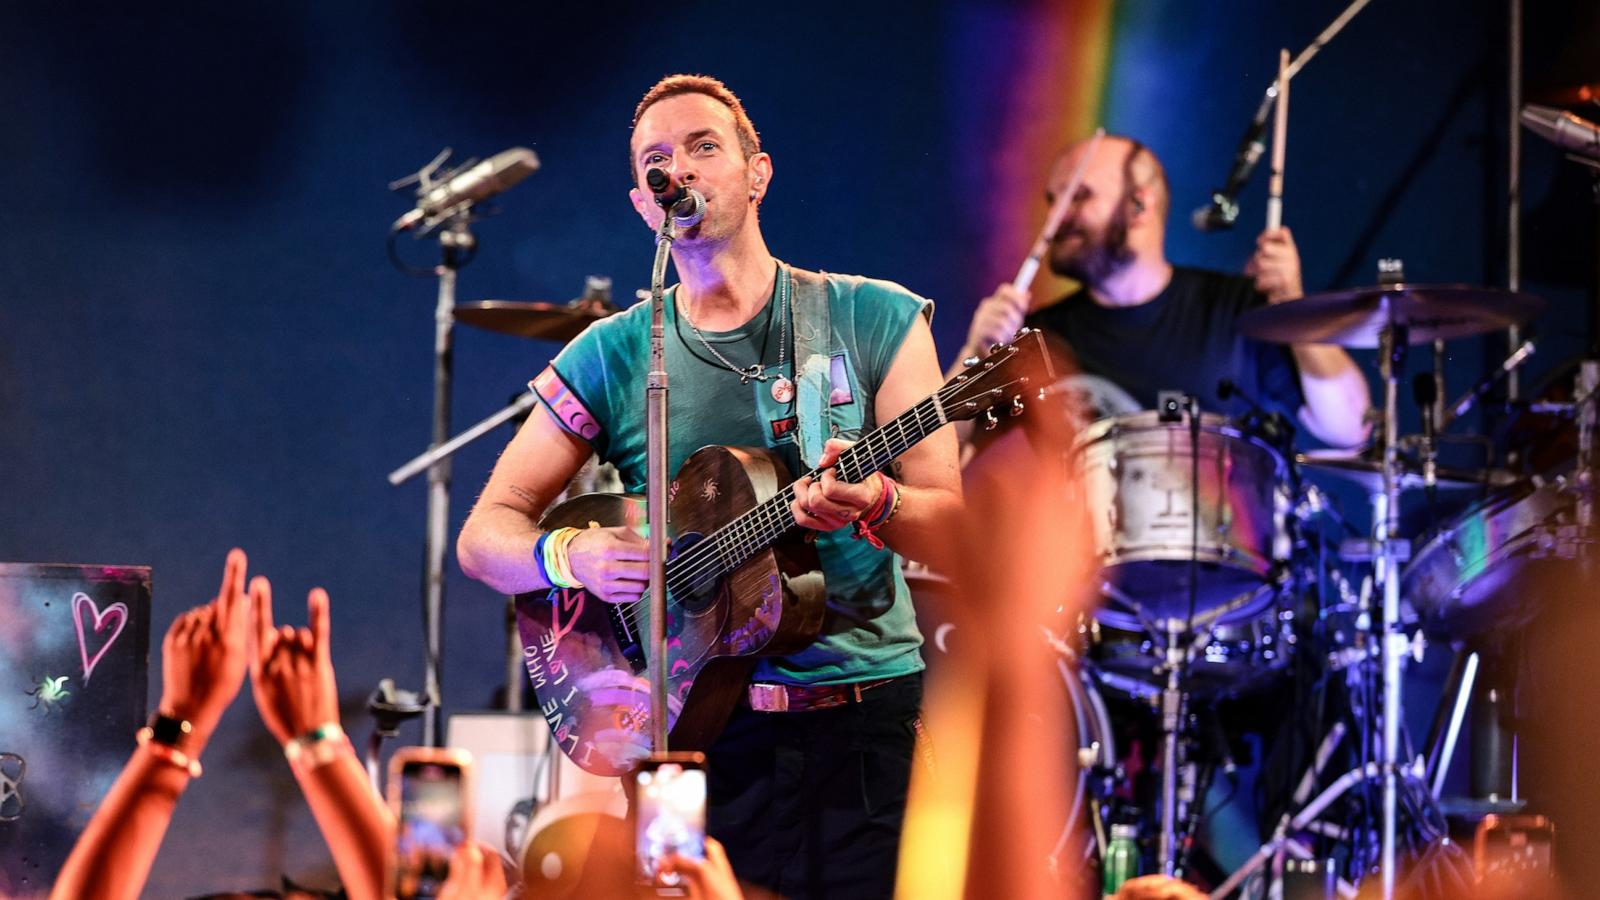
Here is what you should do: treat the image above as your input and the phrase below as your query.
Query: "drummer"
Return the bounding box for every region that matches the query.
[952,135,1370,449]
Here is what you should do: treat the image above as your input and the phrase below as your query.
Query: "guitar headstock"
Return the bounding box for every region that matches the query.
[941,328,1050,429]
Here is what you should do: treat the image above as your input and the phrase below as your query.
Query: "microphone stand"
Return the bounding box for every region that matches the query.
[421,217,473,745]
[645,212,679,754]
[1194,0,1374,231]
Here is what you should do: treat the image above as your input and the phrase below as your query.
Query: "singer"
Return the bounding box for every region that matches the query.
[954,135,1370,448]
[457,74,961,899]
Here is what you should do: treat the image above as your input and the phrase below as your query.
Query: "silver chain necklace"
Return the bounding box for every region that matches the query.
[678,269,795,403]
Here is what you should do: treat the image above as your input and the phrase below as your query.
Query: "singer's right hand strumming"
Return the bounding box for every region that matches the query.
[961,283,1030,360]
[565,526,650,605]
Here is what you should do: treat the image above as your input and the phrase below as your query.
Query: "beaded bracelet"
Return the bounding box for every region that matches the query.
[137,726,202,778]
[283,723,349,775]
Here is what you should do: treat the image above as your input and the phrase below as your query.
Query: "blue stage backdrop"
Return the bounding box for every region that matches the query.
[0,1,1593,894]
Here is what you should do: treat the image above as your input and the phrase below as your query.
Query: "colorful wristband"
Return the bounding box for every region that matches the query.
[852,474,901,550]
[283,722,349,774]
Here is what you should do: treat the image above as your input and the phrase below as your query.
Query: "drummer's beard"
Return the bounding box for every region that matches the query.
[1049,207,1134,287]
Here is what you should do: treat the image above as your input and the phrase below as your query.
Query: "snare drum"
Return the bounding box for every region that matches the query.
[1074,412,1292,632]
[1402,480,1577,639]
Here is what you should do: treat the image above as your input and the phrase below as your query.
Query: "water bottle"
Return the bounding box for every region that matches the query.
[1102,823,1140,897]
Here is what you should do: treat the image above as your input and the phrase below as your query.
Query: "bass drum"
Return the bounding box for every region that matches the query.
[905,564,1116,866]
[1073,412,1293,632]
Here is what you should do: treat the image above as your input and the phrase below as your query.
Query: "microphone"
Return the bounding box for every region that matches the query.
[1522,104,1600,165]
[645,167,707,228]
[1192,89,1275,232]
[1441,340,1536,427]
[1217,378,1295,447]
[392,147,540,232]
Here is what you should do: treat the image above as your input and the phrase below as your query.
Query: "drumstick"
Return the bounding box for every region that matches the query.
[1266,49,1289,232]
[1013,127,1106,294]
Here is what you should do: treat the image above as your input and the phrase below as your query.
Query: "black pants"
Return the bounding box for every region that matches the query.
[706,673,923,900]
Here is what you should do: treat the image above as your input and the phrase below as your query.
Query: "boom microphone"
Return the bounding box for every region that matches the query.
[392,147,540,232]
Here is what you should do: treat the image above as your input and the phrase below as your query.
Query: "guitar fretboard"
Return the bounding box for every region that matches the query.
[664,389,953,599]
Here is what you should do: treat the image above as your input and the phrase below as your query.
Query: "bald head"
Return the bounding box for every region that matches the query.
[1044,134,1170,285]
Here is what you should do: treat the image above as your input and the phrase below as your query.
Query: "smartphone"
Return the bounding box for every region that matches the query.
[387,747,476,900]
[1474,814,1555,883]
[632,752,707,892]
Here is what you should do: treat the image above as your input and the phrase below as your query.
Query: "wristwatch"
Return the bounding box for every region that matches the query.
[144,712,194,747]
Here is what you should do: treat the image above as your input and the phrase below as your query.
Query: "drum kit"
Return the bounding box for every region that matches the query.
[934,272,1597,896]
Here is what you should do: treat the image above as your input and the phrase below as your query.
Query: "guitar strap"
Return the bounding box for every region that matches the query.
[782,261,834,470]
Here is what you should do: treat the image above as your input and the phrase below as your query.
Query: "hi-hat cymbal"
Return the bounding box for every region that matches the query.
[1239,284,1545,348]
[453,300,612,342]
[1298,448,1520,492]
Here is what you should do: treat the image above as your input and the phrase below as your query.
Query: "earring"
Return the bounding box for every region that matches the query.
[750,190,759,200]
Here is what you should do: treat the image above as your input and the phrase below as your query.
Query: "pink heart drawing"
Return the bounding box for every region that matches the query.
[72,592,128,685]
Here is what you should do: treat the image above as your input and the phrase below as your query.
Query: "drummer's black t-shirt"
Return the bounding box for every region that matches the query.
[1024,265,1306,422]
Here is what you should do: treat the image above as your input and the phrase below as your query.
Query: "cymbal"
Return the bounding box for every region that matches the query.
[453,300,612,342]
[1238,284,1544,348]
[1298,448,1520,492]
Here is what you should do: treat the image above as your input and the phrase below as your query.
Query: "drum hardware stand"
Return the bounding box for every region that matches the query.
[1422,649,1480,799]
[1157,619,1187,875]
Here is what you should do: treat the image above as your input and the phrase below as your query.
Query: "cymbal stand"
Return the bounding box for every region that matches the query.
[1374,318,1409,900]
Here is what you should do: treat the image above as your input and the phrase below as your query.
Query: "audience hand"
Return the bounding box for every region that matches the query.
[158,548,254,752]
[438,840,508,900]
[964,283,1030,357]
[248,575,340,745]
[1244,226,1303,304]
[660,837,745,900]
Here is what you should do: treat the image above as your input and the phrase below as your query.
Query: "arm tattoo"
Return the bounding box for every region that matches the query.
[507,484,540,508]
[888,460,906,481]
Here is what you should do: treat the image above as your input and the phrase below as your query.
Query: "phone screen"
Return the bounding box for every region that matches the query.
[395,761,466,899]
[635,761,707,886]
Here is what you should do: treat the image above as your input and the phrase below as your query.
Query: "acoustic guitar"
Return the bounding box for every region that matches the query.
[516,329,1046,775]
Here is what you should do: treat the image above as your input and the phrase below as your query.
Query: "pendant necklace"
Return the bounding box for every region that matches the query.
[679,269,794,404]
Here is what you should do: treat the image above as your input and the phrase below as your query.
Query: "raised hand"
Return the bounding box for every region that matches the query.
[660,837,745,900]
[437,841,509,900]
[564,525,650,605]
[158,548,253,752]
[1244,226,1303,303]
[248,575,340,745]
[790,438,884,532]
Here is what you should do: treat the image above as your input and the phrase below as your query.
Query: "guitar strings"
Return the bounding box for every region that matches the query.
[610,374,990,634]
[609,396,945,636]
[610,367,1018,632]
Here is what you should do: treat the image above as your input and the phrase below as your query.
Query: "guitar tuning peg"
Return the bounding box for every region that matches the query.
[1010,396,1025,416]
[962,355,980,369]
[983,409,999,431]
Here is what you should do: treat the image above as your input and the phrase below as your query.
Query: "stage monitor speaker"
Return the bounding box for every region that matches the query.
[446,711,622,861]
[0,563,152,899]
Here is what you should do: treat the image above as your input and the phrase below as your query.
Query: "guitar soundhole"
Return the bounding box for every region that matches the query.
[670,532,719,615]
